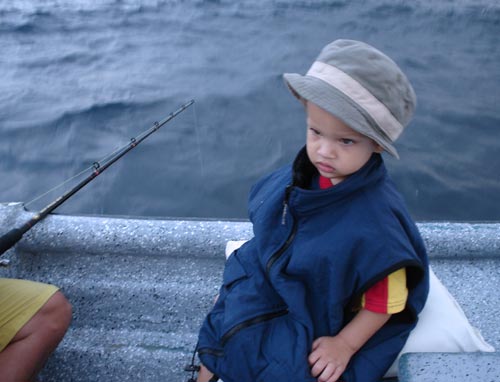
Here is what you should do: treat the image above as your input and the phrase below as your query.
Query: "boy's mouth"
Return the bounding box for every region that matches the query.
[316,162,335,174]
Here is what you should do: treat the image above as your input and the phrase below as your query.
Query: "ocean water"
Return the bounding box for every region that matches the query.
[0,0,499,221]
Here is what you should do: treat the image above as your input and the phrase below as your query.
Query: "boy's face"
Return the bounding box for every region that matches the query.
[306,102,383,186]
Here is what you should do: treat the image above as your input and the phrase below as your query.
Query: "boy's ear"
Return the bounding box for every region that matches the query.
[374,144,385,154]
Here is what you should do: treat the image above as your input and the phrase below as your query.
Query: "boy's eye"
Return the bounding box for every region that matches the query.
[309,127,321,136]
[340,138,355,145]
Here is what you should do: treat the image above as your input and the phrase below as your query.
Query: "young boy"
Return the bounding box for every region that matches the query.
[195,39,429,382]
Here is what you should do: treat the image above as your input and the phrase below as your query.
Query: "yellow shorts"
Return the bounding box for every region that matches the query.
[0,278,59,352]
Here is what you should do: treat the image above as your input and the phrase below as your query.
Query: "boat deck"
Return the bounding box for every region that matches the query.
[0,203,498,381]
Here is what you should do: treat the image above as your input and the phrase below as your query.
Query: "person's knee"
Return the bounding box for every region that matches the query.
[8,290,72,349]
[41,291,72,335]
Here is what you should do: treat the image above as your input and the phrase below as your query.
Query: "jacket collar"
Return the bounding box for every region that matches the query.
[289,146,387,214]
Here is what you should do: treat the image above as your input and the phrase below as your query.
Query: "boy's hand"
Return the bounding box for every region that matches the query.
[308,309,392,381]
[308,335,355,382]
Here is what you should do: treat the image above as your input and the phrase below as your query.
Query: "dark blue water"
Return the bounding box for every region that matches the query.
[1,0,499,221]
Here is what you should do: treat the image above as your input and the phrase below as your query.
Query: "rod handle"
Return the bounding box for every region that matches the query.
[0,228,24,256]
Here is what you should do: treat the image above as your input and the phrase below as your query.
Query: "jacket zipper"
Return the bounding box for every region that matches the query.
[198,347,224,357]
[281,185,293,225]
[201,186,295,356]
[266,224,297,275]
[220,309,288,346]
[268,185,297,275]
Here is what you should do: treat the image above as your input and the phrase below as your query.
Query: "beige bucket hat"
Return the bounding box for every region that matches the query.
[284,39,416,158]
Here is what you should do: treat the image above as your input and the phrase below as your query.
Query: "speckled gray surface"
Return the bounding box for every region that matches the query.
[0,202,499,382]
[399,353,500,381]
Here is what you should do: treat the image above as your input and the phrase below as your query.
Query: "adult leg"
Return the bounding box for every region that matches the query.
[0,291,72,382]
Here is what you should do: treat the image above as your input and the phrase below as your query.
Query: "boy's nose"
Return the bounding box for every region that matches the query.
[318,141,337,159]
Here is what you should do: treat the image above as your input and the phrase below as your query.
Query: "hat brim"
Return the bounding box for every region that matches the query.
[283,73,399,158]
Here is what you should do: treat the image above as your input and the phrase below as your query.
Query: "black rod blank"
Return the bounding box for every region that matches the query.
[0,99,194,256]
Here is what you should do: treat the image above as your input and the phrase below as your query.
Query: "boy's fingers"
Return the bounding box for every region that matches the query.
[308,345,323,366]
[330,366,344,382]
[308,347,318,366]
[317,363,336,382]
[312,336,324,350]
[310,358,327,377]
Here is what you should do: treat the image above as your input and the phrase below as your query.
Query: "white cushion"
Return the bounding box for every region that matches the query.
[384,266,495,377]
[224,240,495,378]
[225,240,248,259]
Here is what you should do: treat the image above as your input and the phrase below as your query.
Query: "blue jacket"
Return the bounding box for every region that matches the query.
[197,148,429,382]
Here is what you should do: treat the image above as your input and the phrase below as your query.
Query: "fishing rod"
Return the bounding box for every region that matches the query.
[0,99,194,257]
